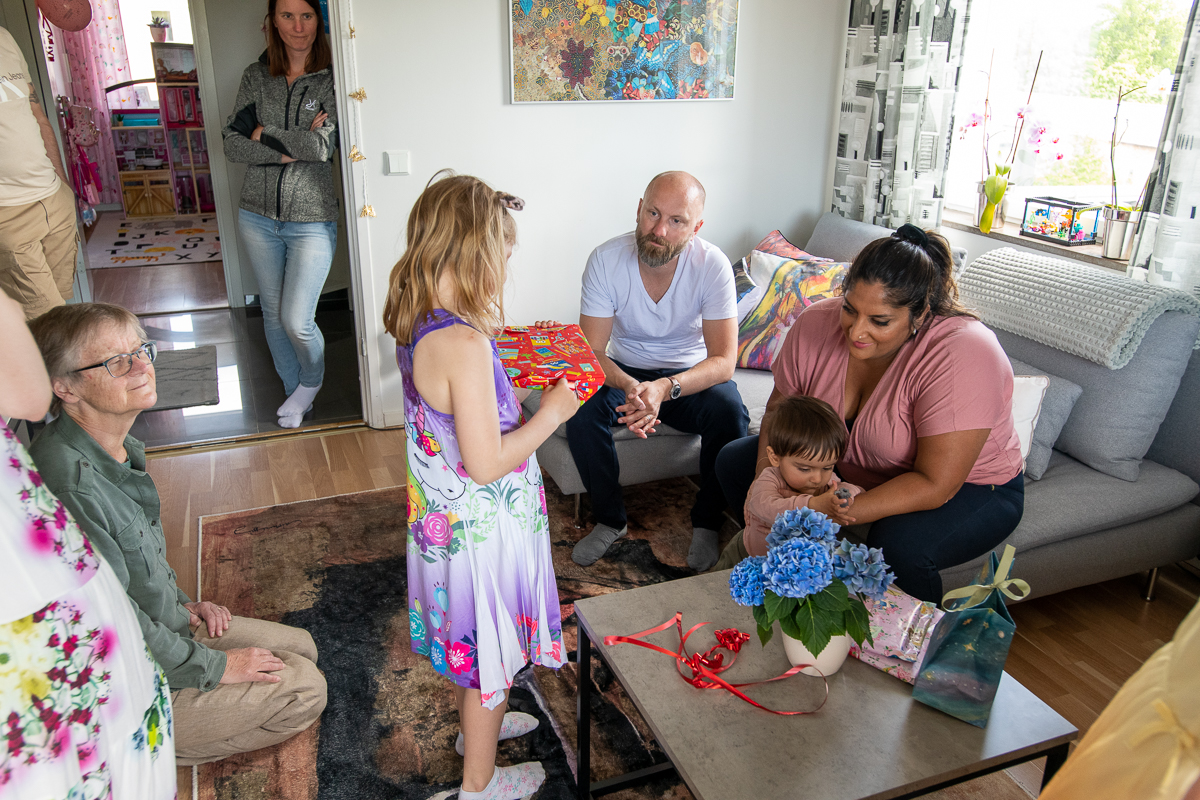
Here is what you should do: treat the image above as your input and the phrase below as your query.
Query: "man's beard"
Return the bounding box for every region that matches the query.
[636,230,687,268]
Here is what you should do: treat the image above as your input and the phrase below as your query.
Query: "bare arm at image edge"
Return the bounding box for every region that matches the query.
[29,84,67,185]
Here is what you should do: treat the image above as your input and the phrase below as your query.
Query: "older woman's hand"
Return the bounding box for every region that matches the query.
[221,648,286,684]
[185,600,232,637]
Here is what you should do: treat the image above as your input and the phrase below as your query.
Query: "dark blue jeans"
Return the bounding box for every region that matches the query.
[566,361,749,531]
[715,435,1025,602]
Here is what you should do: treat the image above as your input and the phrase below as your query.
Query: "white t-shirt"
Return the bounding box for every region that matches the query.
[0,27,59,207]
[580,232,736,370]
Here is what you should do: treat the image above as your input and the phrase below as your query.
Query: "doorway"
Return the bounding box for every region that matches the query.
[25,0,364,448]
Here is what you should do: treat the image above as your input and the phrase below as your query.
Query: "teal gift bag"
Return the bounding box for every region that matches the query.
[911,545,1030,727]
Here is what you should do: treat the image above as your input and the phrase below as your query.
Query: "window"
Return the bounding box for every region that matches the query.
[944,0,1188,220]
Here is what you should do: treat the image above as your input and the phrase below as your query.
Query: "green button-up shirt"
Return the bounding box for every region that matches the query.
[30,412,226,691]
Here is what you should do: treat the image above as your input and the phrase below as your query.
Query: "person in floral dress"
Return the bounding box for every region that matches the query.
[0,290,175,799]
[382,172,580,800]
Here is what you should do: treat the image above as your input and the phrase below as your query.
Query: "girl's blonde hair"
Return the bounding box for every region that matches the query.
[383,171,517,345]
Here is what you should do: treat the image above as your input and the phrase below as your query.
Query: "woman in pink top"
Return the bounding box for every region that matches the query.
[715,225,1024,601]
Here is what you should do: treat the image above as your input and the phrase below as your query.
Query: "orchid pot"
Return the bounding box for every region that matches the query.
[1100,206,1136,260]
[728,508,896,677]
[977,166,1011,234]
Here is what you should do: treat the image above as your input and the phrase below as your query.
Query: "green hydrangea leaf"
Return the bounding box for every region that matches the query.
[844,597,873,647]
[786,597,833,656]
[764,591,797,623]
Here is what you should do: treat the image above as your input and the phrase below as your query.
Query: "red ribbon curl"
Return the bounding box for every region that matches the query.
[601,612,829,716]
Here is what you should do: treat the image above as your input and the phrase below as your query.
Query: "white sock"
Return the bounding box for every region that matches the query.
[278,413,305,429]
[456,711,538,756]
[277,383,321,418]
[457,762,545,799]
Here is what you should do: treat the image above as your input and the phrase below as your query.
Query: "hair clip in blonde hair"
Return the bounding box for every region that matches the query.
[347,145,366,163]
[497,191,525,211]
[349,88,367,103]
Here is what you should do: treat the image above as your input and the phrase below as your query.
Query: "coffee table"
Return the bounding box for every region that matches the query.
[574,570,1077,800]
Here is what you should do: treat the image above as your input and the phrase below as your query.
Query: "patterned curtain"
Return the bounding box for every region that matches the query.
[57,0,139,205]
[830,0,972,229]
[1128,0,1200,300]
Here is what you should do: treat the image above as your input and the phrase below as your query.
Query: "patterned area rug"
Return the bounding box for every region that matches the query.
[194,476,1032,800]
[86,214,221,268]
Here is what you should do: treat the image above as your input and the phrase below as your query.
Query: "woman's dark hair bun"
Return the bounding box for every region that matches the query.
[893,223,929,249]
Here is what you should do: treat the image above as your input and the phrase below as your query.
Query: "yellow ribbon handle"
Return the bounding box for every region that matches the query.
[940,545,1031,610]
[1129,699,1198,794]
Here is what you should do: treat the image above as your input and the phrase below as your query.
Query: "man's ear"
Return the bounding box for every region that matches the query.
[692,218,705,236]
[766,445,780,468]
[51,376,81,407]
[635,198,643,222]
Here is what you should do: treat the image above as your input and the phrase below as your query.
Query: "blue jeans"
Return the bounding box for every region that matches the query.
[238,209,337,395]
[715,435,1025,602]
[566,360,749,531]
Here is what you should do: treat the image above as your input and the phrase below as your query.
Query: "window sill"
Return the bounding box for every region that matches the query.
[941,210,1128,272]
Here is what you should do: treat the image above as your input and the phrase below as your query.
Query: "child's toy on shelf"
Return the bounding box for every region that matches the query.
[1019,197,1100,246]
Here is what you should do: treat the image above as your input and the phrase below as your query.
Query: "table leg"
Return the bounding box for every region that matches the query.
[577,626,592,800]
[1041,742,1071,791]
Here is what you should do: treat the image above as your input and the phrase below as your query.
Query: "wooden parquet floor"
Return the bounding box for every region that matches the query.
[149,427,1199,798]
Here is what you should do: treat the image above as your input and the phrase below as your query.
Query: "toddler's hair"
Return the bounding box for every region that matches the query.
[383,170,518,345]
[768,395,847,462]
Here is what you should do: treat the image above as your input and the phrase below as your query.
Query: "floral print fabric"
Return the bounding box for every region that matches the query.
[0,427,175,799]
[399,311,563,710]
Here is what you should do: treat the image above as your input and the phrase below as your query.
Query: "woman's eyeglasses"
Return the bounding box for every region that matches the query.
[72,342,158,378]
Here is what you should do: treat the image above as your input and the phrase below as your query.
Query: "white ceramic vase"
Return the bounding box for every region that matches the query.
[780,631,852,677]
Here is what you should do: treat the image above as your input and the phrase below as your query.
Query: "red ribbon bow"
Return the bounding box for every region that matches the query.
[602,613,828,716]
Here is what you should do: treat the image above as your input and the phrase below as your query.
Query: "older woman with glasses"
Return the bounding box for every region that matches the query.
[27,302,327,765]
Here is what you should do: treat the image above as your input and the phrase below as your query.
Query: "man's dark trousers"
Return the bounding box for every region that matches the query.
[565,359,749,531]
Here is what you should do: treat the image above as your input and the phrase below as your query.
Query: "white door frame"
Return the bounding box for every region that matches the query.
[186,0,246,307]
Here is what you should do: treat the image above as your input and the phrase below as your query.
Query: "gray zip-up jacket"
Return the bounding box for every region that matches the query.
[222,52,338,223]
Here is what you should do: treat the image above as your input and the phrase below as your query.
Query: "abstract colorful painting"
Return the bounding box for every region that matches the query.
[510,0,738,102]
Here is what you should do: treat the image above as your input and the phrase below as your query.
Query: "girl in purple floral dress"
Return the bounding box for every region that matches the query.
[383,172,579,800]
[0,291,175,799]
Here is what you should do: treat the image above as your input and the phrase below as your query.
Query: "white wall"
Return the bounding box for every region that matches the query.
[343,0,849,425]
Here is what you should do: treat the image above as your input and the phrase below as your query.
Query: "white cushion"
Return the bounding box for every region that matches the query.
[1011,375,1050,467]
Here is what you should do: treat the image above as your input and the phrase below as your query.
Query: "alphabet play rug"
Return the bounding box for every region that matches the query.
[191,479,1031,800]
[86,213,221,268]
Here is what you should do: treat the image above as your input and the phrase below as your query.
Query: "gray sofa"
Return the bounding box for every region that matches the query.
[526,213,1200,600]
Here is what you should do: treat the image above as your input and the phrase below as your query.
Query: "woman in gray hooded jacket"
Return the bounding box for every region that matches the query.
[223,0,338,428]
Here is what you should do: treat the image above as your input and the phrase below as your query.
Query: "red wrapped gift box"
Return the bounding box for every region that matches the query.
[497,324,605,403]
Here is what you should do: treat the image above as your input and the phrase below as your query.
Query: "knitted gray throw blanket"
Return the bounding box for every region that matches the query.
[958,248,1200,370]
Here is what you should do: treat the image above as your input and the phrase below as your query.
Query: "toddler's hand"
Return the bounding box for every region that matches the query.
[810,487,855,526]
[540,376,579,424]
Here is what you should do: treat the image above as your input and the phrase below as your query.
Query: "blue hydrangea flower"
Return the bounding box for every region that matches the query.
[832,540,895,601]
[728,556,767,606]
[765,506,840,550]
[763,537,833,599]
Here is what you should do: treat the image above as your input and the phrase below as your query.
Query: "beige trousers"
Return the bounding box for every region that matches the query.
[0,182,78,319]
[171,616,327,766]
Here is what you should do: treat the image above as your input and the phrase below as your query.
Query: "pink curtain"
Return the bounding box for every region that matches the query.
[57,0,140,205]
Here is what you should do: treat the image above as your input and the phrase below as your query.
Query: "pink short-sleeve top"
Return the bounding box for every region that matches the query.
[772,297,1022,490]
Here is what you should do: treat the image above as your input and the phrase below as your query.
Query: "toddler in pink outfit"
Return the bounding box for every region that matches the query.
[713,396,861,570]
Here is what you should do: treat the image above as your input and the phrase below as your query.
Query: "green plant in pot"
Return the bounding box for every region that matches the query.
[149,16,169,42]
[979,164,1011,234]
[728,508,895,676]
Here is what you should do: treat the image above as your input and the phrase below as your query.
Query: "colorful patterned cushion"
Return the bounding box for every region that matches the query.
[732,232,828,323]
[753,229,814,260]
[735,251,848,370]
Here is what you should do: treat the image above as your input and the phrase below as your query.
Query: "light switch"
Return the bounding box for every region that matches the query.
[385,150,411,175]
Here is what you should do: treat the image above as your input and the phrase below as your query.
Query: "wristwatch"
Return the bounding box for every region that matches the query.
[667,376,682,400]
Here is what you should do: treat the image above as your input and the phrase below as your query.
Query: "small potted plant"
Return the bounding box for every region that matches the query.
[728,508,895,676]
[148,16,169,43]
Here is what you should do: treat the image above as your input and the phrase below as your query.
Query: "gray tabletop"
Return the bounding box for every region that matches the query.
[575,570,1077,800]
